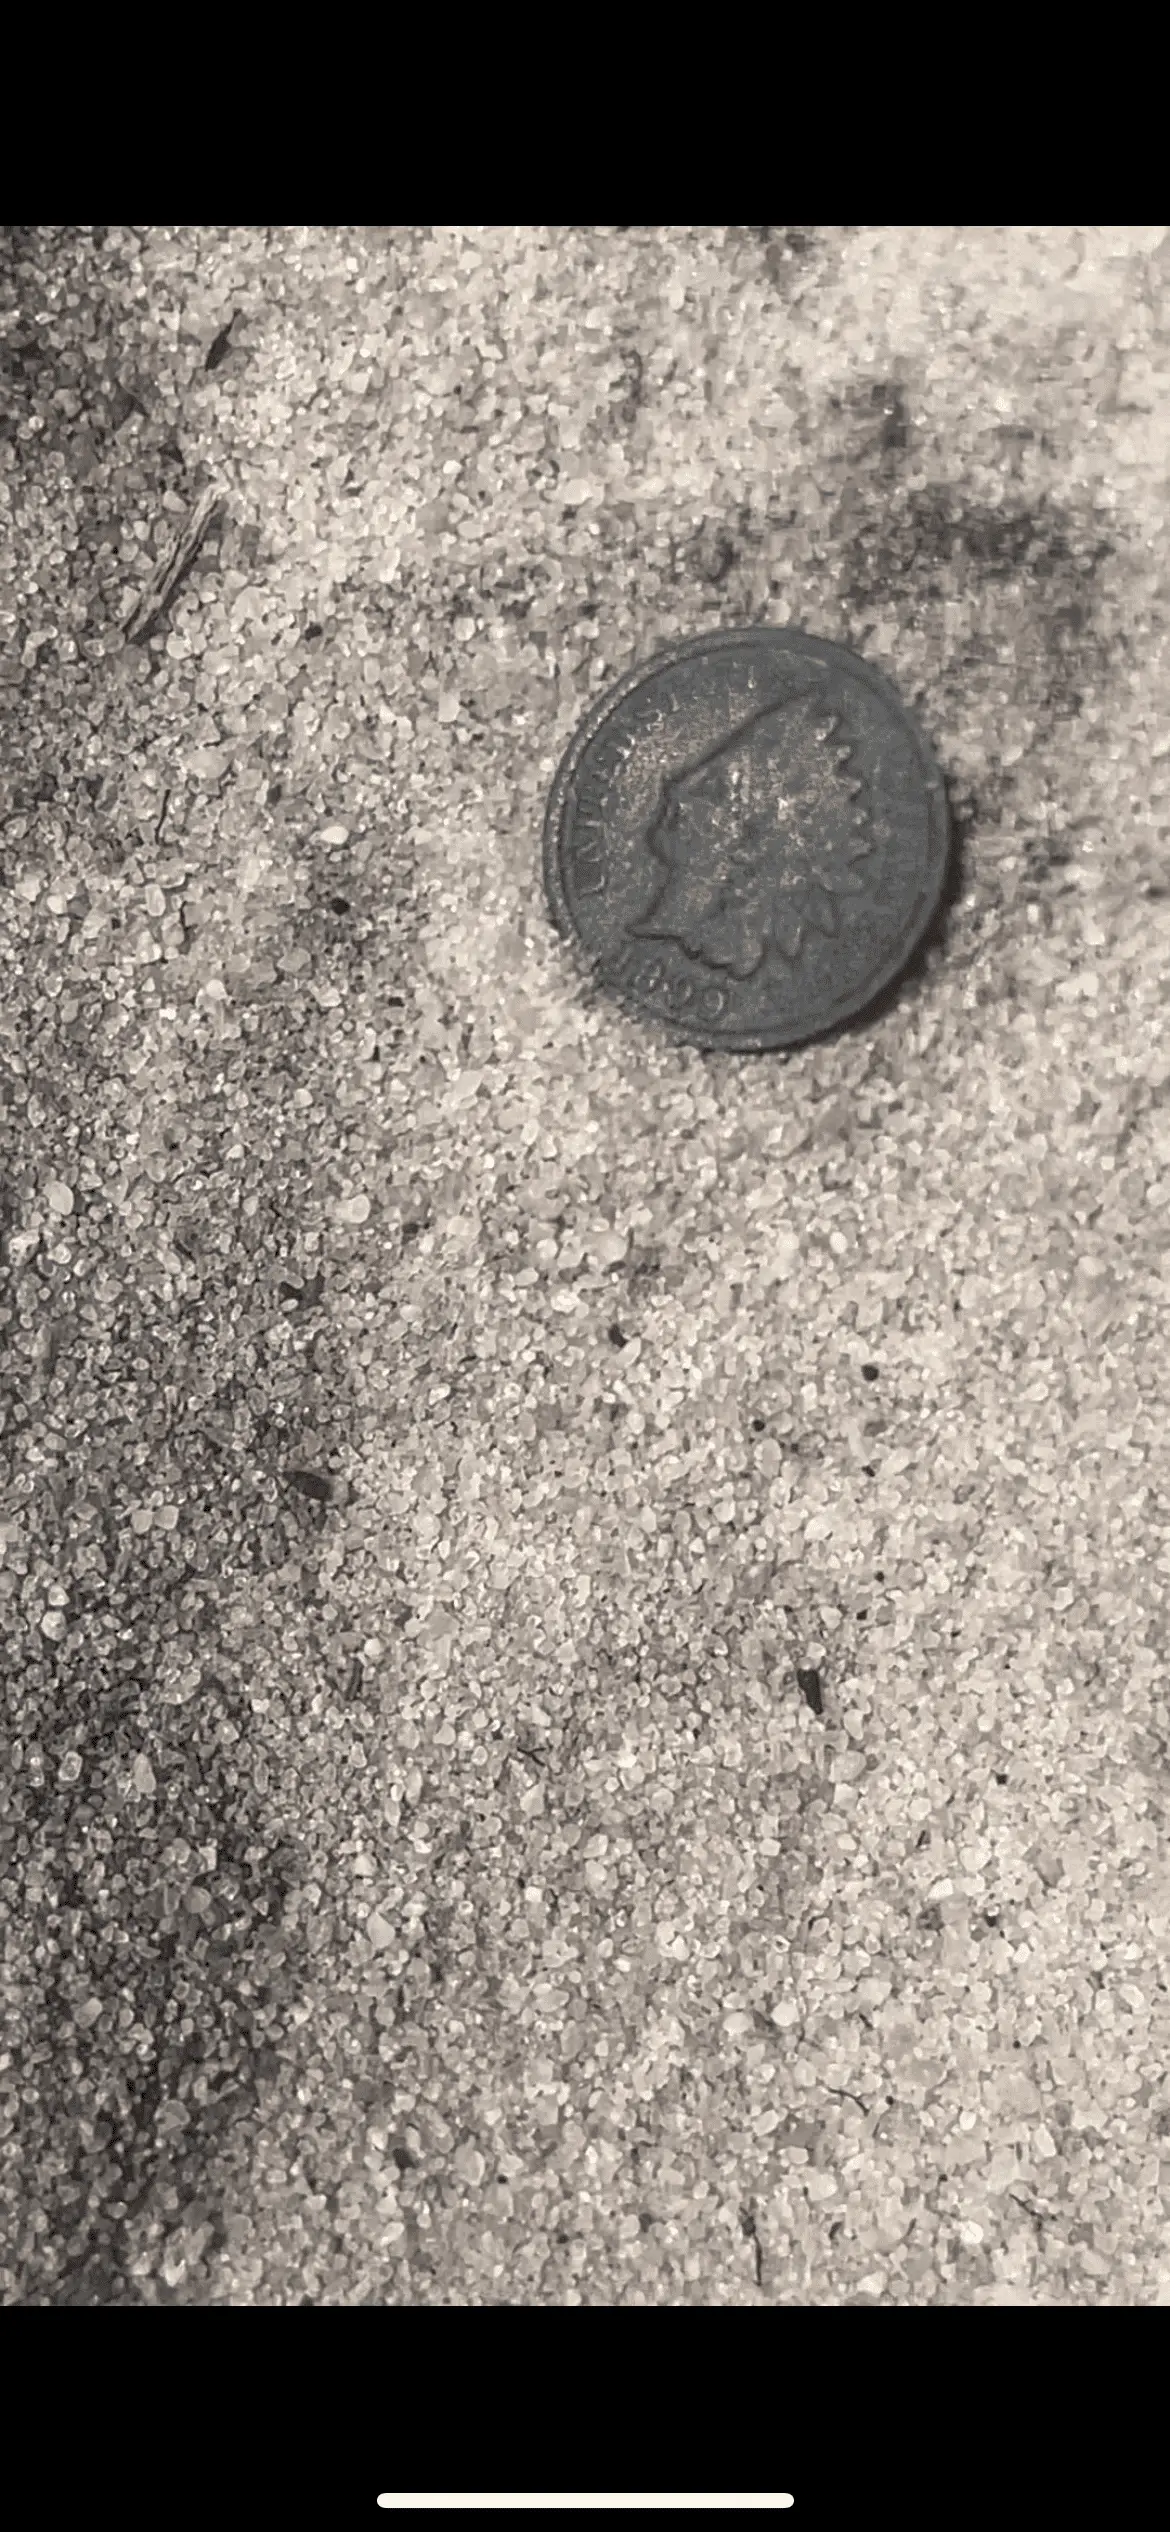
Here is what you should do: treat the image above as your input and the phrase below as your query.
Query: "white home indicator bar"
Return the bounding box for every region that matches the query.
[375,2502,795,2513]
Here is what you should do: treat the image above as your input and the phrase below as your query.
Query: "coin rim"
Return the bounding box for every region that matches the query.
[542,626,951,1052]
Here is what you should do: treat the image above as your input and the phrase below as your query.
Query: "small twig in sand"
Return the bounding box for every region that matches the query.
[123,486,224,646]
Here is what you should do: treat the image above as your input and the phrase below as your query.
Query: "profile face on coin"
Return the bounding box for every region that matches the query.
[542,628,951,1051]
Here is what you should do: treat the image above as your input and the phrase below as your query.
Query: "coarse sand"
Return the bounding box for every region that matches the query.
[2,224,1170,2307]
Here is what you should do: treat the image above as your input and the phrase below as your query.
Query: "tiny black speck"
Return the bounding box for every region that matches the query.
[304,621,323,641]
[608,1322,626,1347]
[280,1272,323,1311]
[328,895,351,915]
[751,1416,766,1432]
[861,1464,875,1477]
[915,1828,931,1849]
[205,318,236,372]
[797,1666,823,1715]
[875,1569,885,1582]
[856,1607,868,1620]
[995,1772,1009,1785]
[287,1469,333,1503]
[862,1363,880,1382]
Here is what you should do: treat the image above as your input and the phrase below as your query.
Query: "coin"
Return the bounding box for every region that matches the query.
[542,628,951,1052]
